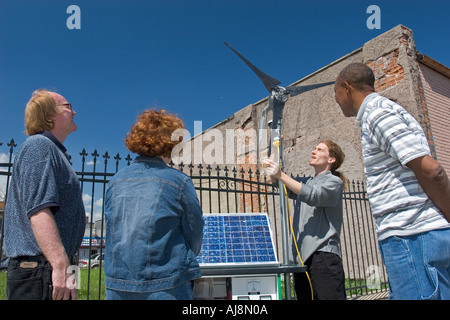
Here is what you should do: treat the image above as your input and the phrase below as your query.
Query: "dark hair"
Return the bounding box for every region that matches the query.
[336,63,375,91]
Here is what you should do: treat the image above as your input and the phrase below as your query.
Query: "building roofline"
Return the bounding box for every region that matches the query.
[289,47,363,87]
[202,46,364,135]
[251,47,363,107]
[418,54,450,78]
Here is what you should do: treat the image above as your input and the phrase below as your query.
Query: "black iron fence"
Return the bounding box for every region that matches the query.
[0,139,388,299]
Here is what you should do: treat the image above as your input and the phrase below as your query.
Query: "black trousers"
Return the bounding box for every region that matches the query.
[7,255,53,300]
[294,251,347,300]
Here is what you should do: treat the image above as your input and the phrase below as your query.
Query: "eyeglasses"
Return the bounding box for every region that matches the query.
[60,103,73,111]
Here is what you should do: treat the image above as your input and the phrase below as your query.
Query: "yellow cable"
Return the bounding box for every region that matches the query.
[274,138,314,300]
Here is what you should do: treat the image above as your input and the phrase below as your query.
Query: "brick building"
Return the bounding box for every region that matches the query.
[417,55,450,172]
[179,24,450,182]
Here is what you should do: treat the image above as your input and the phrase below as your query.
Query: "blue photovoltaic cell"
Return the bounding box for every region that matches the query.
[197,213,278,266]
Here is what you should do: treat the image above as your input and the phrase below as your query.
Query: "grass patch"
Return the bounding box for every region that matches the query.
[0,271,6,300]
[345,278,389,297]
[78,268,106,300]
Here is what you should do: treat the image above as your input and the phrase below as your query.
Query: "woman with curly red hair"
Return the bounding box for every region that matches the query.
[104,109,204,300]
[124,109,185,158]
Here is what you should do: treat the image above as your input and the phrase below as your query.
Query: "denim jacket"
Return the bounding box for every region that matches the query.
[104,156,204,293]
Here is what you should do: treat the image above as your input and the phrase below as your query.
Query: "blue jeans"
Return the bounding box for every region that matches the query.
[378,228,450,300]
[106,281,194,300]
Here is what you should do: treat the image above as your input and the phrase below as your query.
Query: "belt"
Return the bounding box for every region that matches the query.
[9,254,48,269]
[9,254,78,269]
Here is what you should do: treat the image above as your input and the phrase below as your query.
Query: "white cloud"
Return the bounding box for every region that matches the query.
[0,153,9,164]
[94,198,103,208]
[83,193,104,222]
[0,152,12,200]
[82,193,92,207]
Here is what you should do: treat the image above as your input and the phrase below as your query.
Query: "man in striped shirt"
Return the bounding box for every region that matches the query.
[334,63,450,300]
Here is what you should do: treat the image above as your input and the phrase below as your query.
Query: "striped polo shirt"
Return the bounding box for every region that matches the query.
[356,93,449,240]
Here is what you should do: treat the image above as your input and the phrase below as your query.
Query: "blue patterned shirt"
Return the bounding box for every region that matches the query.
[4,131,86,258]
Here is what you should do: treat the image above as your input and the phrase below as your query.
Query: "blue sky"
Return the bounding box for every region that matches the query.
[1,0,449,168]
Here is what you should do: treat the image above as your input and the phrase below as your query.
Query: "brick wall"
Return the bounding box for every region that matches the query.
[367,49,405,92]
[418,63,450,174]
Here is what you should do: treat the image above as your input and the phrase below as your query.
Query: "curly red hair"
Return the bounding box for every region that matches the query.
[125,109,185,157]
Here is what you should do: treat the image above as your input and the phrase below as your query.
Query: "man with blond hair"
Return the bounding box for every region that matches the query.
[4,89,86,300]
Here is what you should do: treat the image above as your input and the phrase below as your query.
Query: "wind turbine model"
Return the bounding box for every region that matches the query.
[224,42,334,157]
[225,42,334,299]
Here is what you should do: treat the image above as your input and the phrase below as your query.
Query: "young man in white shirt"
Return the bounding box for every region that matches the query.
[334,63,450,300]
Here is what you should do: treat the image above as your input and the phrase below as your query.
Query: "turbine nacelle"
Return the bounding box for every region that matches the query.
[225,42,334,156]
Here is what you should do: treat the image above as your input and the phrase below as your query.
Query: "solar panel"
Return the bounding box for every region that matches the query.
[197,213,278,266]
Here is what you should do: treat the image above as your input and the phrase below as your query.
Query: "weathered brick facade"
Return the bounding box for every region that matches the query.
[367,49,405,92]
[418,58,450,174]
